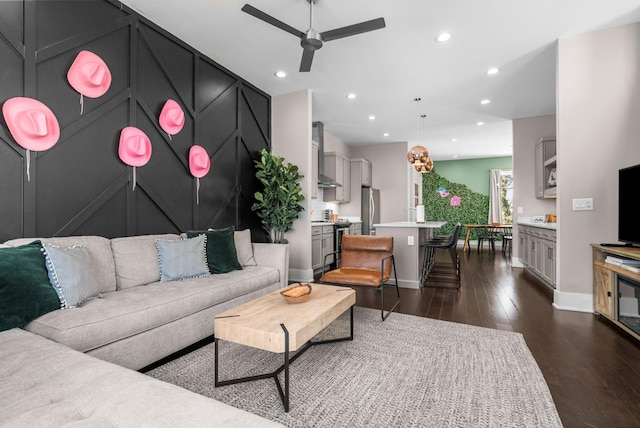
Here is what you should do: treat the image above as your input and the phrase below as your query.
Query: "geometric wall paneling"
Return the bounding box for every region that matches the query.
[198,59,238,111]
[34,1,125,50]
[137,23,194,111]
[71,184,129,238]
[0,0,271,242]
[0,2,24,48]
[0,142,24,241]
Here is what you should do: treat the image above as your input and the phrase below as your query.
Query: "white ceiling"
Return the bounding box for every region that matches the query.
[121,0,640,160]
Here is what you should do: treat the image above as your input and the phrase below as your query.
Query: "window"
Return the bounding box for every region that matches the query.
[499,170,513,224]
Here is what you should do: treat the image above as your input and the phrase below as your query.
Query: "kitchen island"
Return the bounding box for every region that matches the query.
[373,221,447,289]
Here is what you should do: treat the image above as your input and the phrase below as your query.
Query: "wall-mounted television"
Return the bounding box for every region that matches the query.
[619,163,640,246]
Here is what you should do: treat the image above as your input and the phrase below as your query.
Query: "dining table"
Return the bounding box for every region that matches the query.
[462,224,513,253]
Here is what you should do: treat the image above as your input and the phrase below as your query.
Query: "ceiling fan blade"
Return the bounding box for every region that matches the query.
[241,4,305,38]
[321,17,386,42]
[299,49,315,72]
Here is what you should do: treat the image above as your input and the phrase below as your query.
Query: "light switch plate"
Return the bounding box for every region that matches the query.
[407,236,414,246]
[573,198,593,211]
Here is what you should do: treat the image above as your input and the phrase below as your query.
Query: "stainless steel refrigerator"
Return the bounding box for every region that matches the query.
[361,188,380,235]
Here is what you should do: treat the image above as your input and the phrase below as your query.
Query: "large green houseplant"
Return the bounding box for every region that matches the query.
[252,148,305,244]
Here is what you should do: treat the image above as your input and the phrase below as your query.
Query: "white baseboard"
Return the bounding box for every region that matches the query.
[288,268,314,284]
[553,290,593,313]
[511,258,524,268]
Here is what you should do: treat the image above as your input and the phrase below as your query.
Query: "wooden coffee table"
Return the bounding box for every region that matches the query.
[214,284,356,412]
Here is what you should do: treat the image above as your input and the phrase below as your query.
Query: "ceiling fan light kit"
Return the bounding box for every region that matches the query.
[241,1,385,72]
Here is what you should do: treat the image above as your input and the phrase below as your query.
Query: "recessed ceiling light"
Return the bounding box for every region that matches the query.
[436,32,452,42]
[383,133,389,137]
[274,71,287,78]
[368,115,376,121]
[486,67,500,75]
[451,138,457,142]
[480,99,491,105]
[452,155,459,158]
[476,121,485,126]
[346,93,357,99]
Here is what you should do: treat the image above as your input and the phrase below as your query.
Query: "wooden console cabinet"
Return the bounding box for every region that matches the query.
[592,244,640,341]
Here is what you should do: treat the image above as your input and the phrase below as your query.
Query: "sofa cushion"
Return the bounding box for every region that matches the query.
[0,328,284,427]
[187,227,242,274]
[111,234,181,290]
[42,244,101,308]
[3,236,116,294]
[23,266,281,353]
[156,235,209,282]
[0,241,61,332]
[235,229,257,266]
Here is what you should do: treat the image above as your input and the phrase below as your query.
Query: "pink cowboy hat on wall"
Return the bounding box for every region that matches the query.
[189,145,210,204]
[2,97,60,151]
[159,99,185,136]
[189,145,210,178]
[67,50,112,99]
[119,127,152,167]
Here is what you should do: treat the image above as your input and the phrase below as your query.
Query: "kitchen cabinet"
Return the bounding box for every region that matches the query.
[311,142,318,199]
[312,228,322,269]
[349,222,362,235]
[535,137,556,199]
[519,224,556,288]
[312,225,334,272]
[351,158,372,188]
[323,152,350,203]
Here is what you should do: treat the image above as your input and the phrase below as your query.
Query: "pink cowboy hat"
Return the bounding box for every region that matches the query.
[119,127,152,167]
[67,50,112,98]
[189,145,210,178]
[2,97,60,151]
[159,99,185,135]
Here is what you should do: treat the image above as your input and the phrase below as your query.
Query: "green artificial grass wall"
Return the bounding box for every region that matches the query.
[422,172,489,239]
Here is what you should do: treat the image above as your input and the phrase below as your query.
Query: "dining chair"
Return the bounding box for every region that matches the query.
[477,226,498,253]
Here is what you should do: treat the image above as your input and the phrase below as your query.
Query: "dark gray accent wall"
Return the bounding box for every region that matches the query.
[0,0,271,241]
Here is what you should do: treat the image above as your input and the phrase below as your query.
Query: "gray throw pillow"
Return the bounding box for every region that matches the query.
[156,235,210,282]
[234,229,257,266]
[42,245,101,309]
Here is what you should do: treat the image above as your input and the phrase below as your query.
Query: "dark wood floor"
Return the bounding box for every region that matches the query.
[355,247,640,428]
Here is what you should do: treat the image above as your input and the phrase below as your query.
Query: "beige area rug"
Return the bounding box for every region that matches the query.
[146,307,562,427]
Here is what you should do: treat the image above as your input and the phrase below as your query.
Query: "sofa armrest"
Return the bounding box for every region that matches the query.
[252,243,289,288]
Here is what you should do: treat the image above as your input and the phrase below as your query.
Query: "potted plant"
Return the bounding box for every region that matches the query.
[252,148,305,244]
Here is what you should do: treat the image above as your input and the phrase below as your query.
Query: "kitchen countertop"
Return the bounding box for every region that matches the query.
[517,220,557,230]
[311,222,335,226]
[373,221,447,229]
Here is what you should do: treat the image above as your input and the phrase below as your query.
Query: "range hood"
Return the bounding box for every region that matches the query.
[313,121,342,188]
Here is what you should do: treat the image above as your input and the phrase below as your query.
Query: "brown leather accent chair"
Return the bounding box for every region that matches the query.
[320,235,399,321]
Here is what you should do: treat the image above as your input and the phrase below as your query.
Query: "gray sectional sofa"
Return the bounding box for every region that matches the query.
[0,231,288,426]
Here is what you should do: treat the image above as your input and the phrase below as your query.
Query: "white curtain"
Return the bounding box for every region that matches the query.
[488,169,503,224]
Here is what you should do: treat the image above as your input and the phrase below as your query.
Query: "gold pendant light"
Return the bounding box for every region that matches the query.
[407,98,433,173]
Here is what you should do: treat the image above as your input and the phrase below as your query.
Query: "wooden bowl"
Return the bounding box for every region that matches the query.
[281,284,312,304]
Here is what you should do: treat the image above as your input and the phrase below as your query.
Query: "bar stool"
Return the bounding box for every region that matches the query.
[420,222,462,288]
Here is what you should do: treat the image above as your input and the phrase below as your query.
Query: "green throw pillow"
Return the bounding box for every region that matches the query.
[186,227,242,274]
[0,240,61,332]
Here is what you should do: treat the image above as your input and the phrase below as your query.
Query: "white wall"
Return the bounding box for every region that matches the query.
[272,90,313,282]
[350,142,409,223]
[512,115,557,259]
[556,22,640,310]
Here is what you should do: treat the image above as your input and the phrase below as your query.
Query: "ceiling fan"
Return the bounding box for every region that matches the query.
[241,1,385,72]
